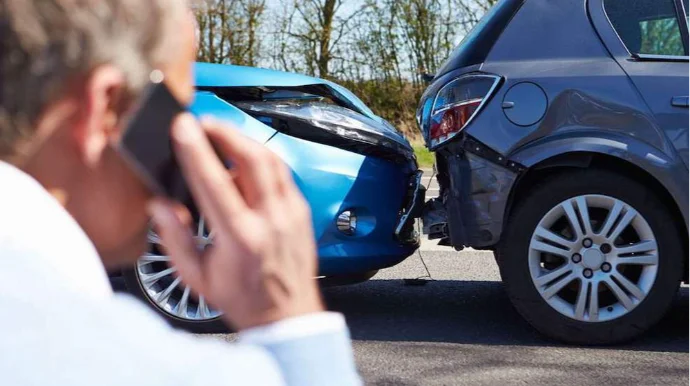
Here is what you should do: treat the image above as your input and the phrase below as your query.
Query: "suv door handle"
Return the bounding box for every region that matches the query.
[672,96,689,107]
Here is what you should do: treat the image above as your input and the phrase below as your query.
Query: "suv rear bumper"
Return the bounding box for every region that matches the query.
[422,135,521,249]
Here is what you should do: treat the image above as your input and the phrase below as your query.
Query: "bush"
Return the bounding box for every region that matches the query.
[338,79,424,142]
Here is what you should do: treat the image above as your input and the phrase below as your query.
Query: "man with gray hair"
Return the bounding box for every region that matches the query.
[0,1,361,385]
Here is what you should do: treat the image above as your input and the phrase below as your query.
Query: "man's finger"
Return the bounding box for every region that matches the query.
[271,153,296,196]
[171,114,245,230]
[147,198,205,293]
[201,117,282,208]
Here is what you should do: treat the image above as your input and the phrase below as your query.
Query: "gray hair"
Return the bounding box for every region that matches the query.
[0,0,188,158]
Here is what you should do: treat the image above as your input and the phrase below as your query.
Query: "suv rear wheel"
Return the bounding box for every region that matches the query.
[497,170,682,344]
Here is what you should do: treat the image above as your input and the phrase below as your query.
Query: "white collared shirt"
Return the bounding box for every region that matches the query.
[0,161,359,386]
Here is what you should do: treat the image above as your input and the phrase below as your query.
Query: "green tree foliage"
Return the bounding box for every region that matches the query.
[639,17,685,56]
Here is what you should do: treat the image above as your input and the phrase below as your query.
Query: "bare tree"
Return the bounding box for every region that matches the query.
[397,0,457,85]
[350,0,405,84]
[452,0,498,32]
[276,0,365,79]
[239,0,266,66]
[194,0,266,65]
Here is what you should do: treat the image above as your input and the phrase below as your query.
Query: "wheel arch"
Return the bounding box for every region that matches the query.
[506,148,688,281]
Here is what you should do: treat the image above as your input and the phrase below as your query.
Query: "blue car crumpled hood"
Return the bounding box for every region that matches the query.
[196,63,375,117]
[194,63,413,158]
[190,91,276,145]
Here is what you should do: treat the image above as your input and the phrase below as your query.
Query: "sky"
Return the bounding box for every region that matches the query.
[264,0,365,14]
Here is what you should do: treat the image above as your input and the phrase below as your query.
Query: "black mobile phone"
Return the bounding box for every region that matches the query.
[118,75,192,204]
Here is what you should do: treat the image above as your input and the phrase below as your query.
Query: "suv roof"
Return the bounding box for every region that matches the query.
[435,0,525,78]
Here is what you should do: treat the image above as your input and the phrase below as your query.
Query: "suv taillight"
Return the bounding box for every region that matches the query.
[429,74,501,148]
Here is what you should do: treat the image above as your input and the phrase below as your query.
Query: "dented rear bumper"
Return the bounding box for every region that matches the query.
[423,135,522,249]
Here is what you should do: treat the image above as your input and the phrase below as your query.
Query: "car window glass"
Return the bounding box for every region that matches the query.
[605,0,685,56]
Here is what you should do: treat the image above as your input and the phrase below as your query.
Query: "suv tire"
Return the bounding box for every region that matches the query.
[497,169,682,344]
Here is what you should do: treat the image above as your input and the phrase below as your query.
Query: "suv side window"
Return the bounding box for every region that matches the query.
[605,0,687,56]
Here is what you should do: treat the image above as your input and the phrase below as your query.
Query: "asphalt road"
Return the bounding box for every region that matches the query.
[207,244,688,385]
[203,172,689,385]
[323,248,689,385]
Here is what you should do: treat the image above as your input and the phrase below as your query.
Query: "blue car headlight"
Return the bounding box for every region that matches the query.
[236,100,415,165]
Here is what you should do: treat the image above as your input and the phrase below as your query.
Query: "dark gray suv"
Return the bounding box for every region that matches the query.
[418,0,688,344]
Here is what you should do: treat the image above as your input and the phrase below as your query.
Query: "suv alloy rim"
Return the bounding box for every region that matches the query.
[136,217,222,321]
[528,194,658,323]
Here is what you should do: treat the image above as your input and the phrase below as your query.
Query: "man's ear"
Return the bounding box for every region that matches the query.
[74,65,125,167]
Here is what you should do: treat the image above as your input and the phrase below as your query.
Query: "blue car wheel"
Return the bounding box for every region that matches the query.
[123,217,227,333]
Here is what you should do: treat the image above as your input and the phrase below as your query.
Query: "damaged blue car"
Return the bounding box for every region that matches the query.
[121,63,424,332]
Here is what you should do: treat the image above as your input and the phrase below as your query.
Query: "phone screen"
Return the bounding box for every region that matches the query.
[118,80,191,203]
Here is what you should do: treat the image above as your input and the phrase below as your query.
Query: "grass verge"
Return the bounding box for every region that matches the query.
[413,144,435,168]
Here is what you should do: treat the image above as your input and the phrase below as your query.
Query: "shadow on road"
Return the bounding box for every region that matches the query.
[323,279,689,353]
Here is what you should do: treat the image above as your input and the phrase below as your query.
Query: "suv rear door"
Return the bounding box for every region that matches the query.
[590,0,689,167]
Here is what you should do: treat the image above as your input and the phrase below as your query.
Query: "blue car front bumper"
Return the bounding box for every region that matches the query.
[266,133,422,276]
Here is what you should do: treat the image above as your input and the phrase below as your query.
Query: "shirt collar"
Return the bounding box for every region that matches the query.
[0,161,113,298]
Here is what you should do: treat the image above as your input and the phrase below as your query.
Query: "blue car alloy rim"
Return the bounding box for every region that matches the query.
[136,217,222,322]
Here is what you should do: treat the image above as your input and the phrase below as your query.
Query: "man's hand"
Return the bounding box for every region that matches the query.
[148,114,324,331]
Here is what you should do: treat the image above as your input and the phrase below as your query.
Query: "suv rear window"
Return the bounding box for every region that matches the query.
[434,0,524,77]
[605,0,687,56]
